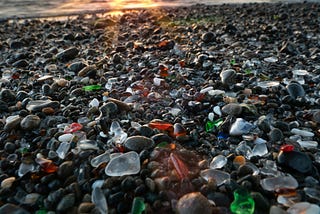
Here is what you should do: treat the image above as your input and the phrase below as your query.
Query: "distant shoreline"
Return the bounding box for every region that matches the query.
[1,0,319,22]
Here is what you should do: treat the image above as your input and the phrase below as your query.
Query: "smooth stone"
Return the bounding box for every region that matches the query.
[222,103,242,116]
[286,82,305,99]
[57,161,74,178]
[151,133,173,145]
[99,101,118,117]
[56,47,79,62]
[312,110,320,123]
[106,97,131,111]
[201,32,215,43]
[78,202,95,213]
[0,203,30,214]
[8,39,24,49]
[0,89,16,103]
[220,69,236,85]
[57,193,75,212]
[124,136,155,152]
[176,192,213,214]
[269,128,284,142]
[23,193,41,205]
[26,100,60,112]
[12,59,28,68]
[4,115,22,132]
[68,61,87,73]
[105,151,140,176]
[277,151,313,174]
[1,177,16,188]
[20,115,41,130]
[251,192,270,212]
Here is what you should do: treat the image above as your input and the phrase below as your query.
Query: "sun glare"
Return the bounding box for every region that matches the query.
[109,0,159,10]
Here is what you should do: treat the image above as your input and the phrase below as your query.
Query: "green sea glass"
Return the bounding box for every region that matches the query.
[205,118,223,132]
[230,189,255,214]
[82,85,101,91]
[131,197,145,214]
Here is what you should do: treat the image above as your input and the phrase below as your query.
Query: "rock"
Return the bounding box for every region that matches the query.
[12,59,28,68]
[269,128,284,142]
[57,193,75,212]
[201,32,215,43]
[4,115,21,132]
[99,101,118,117]
[220,69,236,86]
[78,202,95,213]
[57,161,74,178]
[0,89,16,103]
[124,136,155,152]
[56,47,79,62]
[176,192,213,214]
[20,115,41,130]
[222,103,242,116]
[0,203,30,214]
[277,150,313,174]
[286,82,305,99]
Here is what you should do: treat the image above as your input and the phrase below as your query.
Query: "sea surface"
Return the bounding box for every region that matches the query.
[0,0,319,19]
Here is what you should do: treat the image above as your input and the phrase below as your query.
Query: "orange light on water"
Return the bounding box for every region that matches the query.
[109,0,158,10]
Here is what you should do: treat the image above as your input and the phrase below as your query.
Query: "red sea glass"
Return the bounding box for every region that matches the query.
[170,153,189,179]
[64,122,83,133]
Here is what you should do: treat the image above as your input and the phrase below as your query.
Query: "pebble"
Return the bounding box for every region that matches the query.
[220,69,236,86]
[222,103,242,116]
[78,202,95,213]
[56,47,79,62]
[0,203,29,214]
[277,150,313,174]
[176,192,213,214]
[286,82,305,99]
[57,193,75,212]
[20,115,41,130]
[124,136,155,152]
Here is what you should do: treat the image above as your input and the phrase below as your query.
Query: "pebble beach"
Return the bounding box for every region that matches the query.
[1,1,320,214]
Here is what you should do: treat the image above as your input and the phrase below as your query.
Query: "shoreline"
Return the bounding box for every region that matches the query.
[0,0,317,22]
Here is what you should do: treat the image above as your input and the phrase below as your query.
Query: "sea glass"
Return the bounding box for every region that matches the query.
[229,118,254,136]
[92,187,108,214]
[200,169,230,186]
[56,142,70,159]
[230,189,255,214]
[205,118,223,132]
[170,153,189,179]
[210,155,227,169]
[82,85,101,91]
[64,123,83,134]
[260,176,298,192]
[105,151,140,176]
[18,162,35,177]
[131,197,145,214]
[35,157,58,173]
[91,151,111,168]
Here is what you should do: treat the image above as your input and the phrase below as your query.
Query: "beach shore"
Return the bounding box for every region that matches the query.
[0,2,320,213]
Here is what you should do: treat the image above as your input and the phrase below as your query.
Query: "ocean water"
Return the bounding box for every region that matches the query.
[0,0,318,19]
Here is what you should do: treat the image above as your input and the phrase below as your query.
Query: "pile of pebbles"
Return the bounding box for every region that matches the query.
[0,2,320,213]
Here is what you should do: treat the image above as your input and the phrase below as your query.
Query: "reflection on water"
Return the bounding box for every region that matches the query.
[0,0,318,19]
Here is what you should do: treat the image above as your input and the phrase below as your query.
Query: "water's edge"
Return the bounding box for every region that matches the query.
[0,0,318,21]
